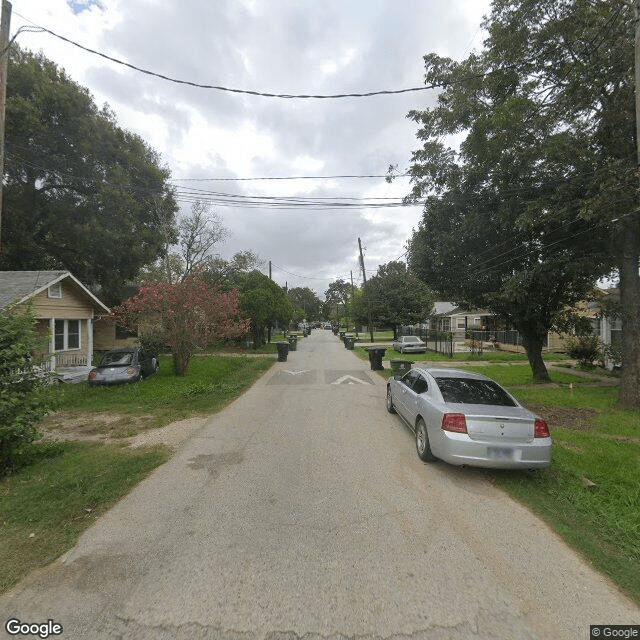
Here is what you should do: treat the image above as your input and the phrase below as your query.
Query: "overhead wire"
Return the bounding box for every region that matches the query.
[13,16,520,100]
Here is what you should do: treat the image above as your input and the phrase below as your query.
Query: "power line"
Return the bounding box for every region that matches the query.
[12,18,515,100]
[170,173,409,182]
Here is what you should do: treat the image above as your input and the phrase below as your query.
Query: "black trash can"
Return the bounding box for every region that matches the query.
[344,335,355,350]
[276,341,289,362]
[390,359,412,379]
[288,335,298,351]
[366,347,386,370]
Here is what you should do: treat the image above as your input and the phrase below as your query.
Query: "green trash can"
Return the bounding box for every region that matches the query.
[288,335,298,351]
[344,335,355,350]
[390,359,412,379]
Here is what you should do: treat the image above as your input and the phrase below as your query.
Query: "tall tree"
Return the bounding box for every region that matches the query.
[352,261,433,338]
[323,279,352,322]
[402,1,628,384]
[236,271,294,347]
[478,0,639,404]
[1,47,177,304]
[287,287,322,323]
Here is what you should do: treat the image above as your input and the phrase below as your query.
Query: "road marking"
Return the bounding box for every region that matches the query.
[283,369,311,376]
[332,375,371,385]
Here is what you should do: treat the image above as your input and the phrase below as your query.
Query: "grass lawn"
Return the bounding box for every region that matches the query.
[0,353,274,594]
[46,353,274,437]
[0,441,169,593]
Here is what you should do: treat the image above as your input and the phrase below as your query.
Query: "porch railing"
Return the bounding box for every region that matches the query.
[42,353,88,370]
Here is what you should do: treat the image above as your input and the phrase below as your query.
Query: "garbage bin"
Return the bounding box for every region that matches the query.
[339,331,346,342]
[344,335,355,350]
[390,359,412,379]
[366,347,386,371]
[288,335,298,351]
[276,341,289,362]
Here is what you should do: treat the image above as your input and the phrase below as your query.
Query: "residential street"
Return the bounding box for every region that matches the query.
[2,330,638,639]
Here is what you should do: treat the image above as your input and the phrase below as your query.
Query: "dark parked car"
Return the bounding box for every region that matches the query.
[386,367,551,469]
[88,348,159,386]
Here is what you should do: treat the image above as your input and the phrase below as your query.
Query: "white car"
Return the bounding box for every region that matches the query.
[386,367,552,469]
[392,335,426,353]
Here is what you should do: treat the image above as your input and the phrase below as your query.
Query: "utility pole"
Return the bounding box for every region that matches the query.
[635,0,640,170]
[350,270,356,337]
[358,237,374,343]
[268,260,272,279]
[0,0,11,256]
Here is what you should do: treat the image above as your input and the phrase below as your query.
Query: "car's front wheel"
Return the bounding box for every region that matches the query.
[386,386,396,414]
[415,418,436,462]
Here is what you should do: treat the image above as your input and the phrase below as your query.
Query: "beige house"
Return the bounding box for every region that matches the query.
[0,270,110,373]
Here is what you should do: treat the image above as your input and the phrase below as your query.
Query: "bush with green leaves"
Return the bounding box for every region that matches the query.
[0,306,54,475]
[565,334,602,368]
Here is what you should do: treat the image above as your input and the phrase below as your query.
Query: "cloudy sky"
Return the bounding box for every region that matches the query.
[11,0,490,299]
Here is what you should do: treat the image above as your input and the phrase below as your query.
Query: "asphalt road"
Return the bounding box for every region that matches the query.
[2,330,638,639]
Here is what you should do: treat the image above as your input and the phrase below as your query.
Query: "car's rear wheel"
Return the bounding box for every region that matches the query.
[415,418,436,462]
[386,386,396,414]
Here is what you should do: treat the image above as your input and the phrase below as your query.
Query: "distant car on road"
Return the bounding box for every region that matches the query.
[392,335,426,353]
[88,348,159,386]
[386,367,551,469]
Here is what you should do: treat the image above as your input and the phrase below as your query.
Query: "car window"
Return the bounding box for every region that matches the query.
[411,377,429,394]
[403,336,420,343]
[401,370,420,387]
[402,370,428,393]
[101,352,133,366]
[435,377,516,406]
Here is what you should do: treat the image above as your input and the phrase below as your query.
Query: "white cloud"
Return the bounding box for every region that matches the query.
[11,0,491,298]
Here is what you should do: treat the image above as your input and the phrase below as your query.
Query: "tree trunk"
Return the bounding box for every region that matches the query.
[172,346,191,376]
[521,332,550,382]
[618,221,640,409]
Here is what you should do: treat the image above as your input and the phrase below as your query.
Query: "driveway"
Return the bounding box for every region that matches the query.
[2,330,638,639]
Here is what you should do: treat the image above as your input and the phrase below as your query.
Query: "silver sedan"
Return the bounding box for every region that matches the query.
[386,367,551,469]
[392,335,426,353]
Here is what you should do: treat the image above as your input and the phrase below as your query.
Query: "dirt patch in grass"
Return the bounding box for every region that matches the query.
[37,411,207,449]
[526,405,598,431]
[38,411,161,441]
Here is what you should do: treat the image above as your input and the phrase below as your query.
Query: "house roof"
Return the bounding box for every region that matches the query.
[431,302,493,317]
[0,271,110,313]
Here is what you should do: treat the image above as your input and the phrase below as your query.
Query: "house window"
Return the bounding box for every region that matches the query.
[48,283,62,299]
[54,319,81,351]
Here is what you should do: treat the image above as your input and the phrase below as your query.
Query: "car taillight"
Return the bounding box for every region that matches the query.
[534,418,550,438]
[88,369,97,380]
[441,413,467,433]
[127,367,136,375]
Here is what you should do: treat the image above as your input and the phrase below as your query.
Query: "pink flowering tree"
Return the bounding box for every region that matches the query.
[111,274,250,375]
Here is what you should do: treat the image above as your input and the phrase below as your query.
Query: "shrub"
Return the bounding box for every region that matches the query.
[565,334,602,367]
[0,306,55,475]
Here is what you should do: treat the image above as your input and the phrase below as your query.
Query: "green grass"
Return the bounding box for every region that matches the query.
[1,354,274,593]
[463,363,600,386]
[0,441,170,593]
[48,354,274,435]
